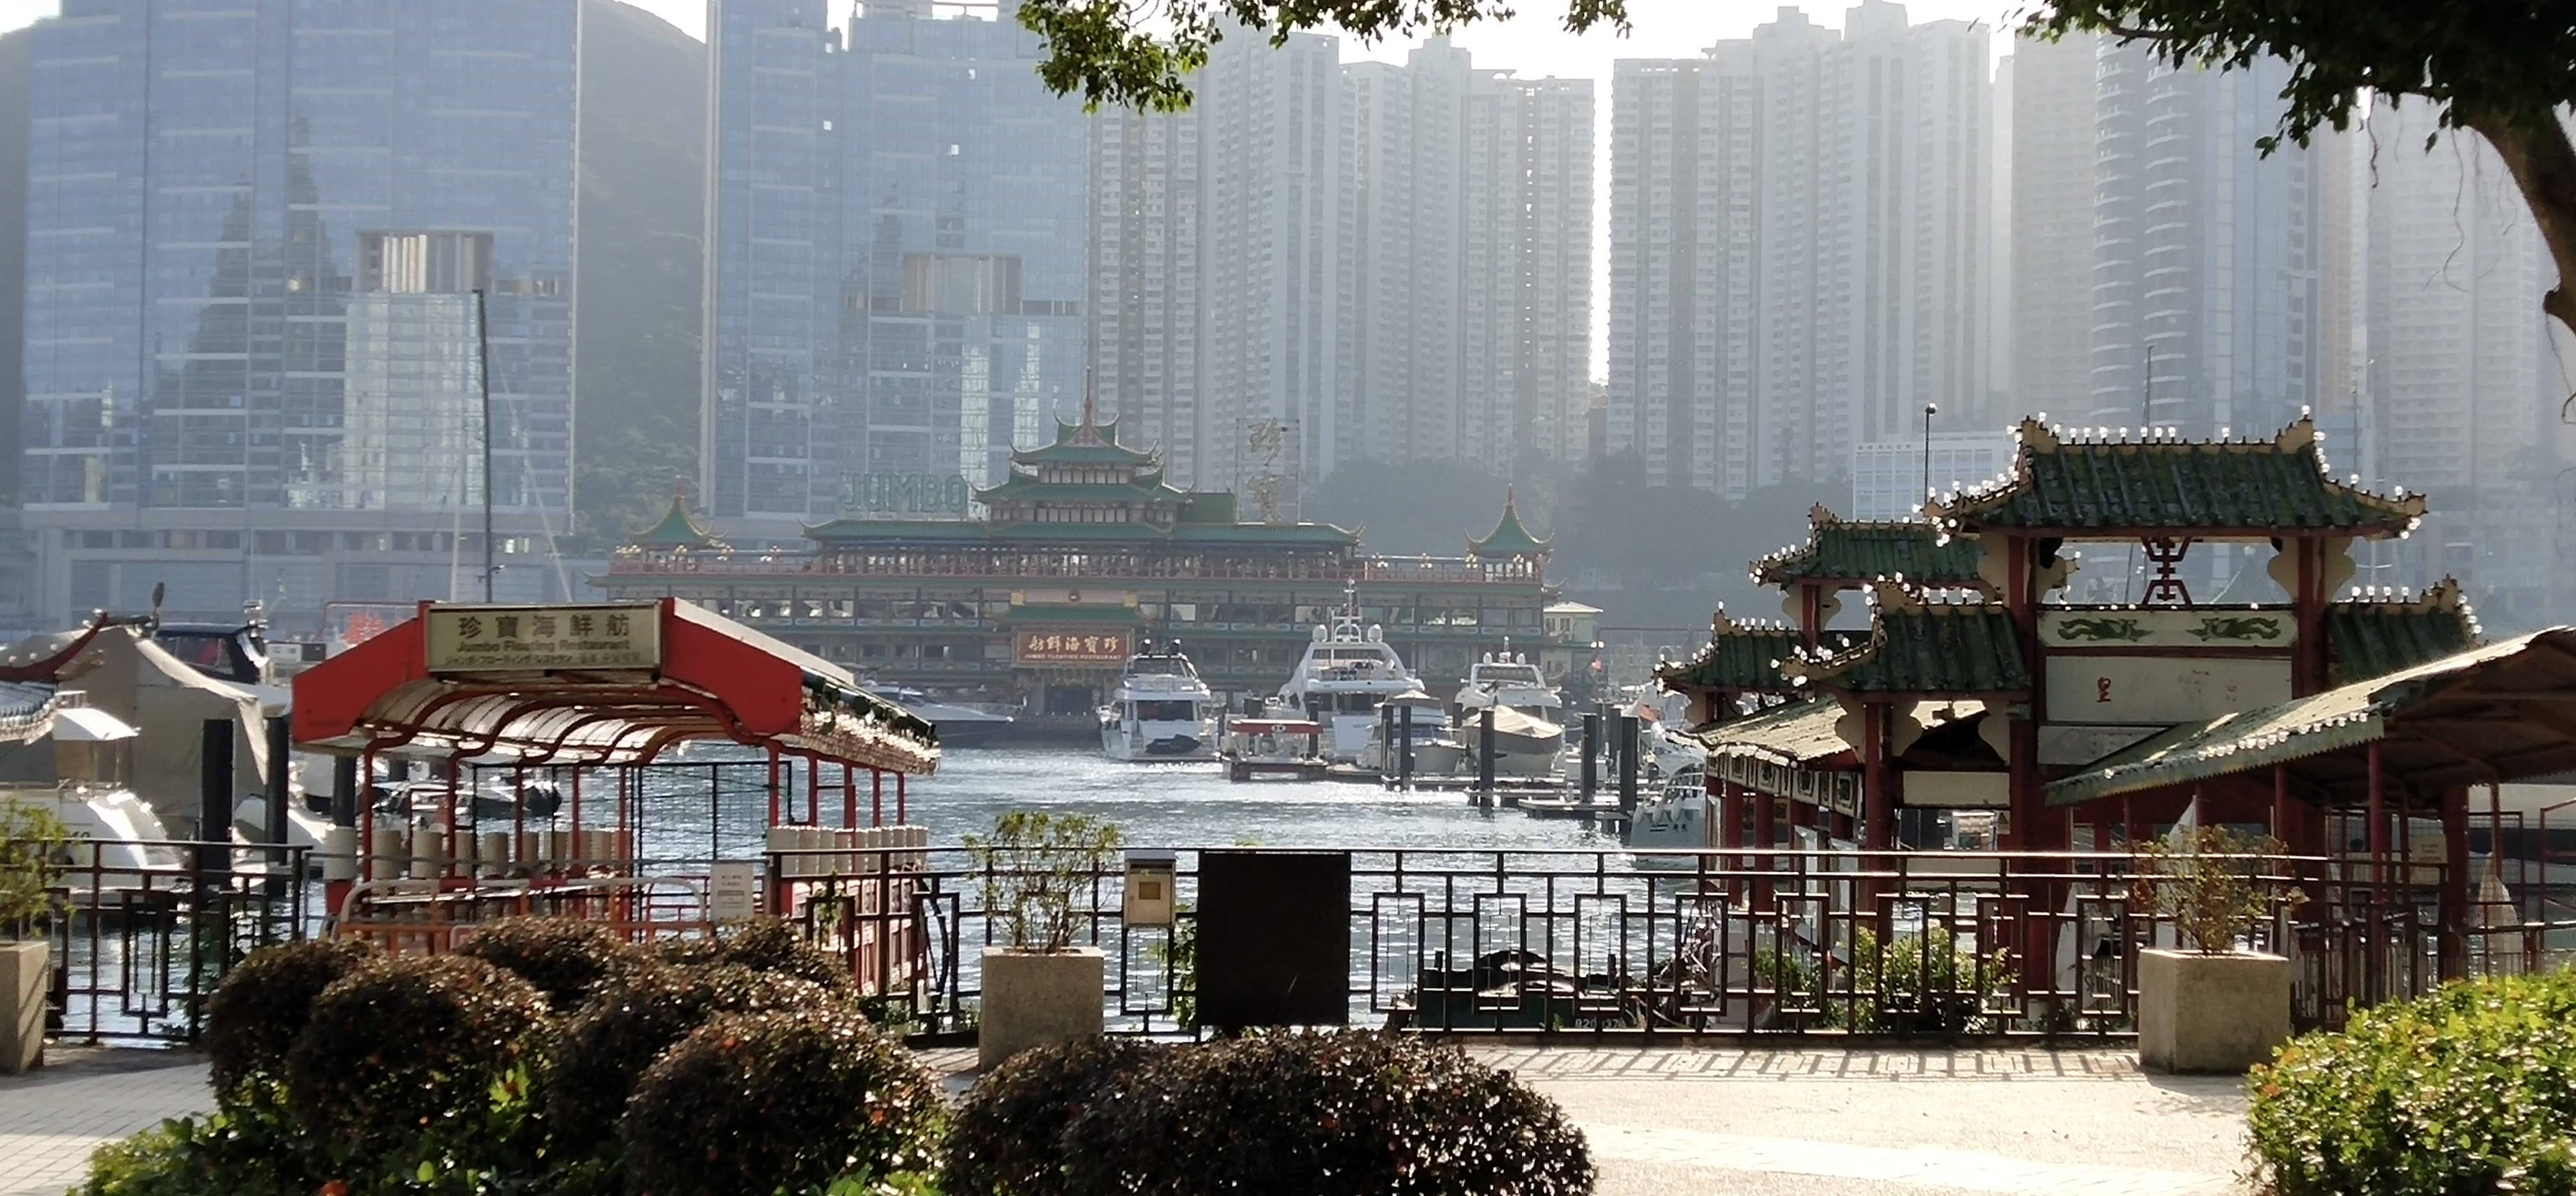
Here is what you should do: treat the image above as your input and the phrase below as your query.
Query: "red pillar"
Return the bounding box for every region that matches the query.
[2271,764,2291,845]
[766,743,783,827]
[871,769,884,827]
[1753,785,1777,912]
[842,762,857,829]
[2441,785,2469,979]
[896,772,908,824]
[2366,740,2388,912]
[1863,705,1896,853]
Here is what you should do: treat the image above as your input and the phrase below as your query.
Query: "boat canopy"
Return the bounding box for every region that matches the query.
[293,599,939,775]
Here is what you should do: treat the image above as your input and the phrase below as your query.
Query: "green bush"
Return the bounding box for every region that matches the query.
[981,1031,1592,1196]
[2248,970,2576,1195]
[72,1111,298,1196]
[1751,926,2013,1033]
[454,916,648,1009]
[714,916,857,994]
[621,1007,944,1196]
[283,954,552,1163]
[544,962,842,1152]
[945,1036,1163,1195]
[201,937,377,1092]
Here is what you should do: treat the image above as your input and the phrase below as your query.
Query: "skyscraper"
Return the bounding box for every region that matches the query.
[2090,45,2320,434]
[1606,45,1759,494]
[1087,102,1204,483]
[1459,73,1595,473]
[1607,1,1988,496]
[703,0,1089,538]
[2006,32,2097,420]
[24,0,580,632]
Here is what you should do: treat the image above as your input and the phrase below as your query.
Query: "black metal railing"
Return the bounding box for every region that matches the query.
[765,844,2566,1039]
[33,841,315,1044]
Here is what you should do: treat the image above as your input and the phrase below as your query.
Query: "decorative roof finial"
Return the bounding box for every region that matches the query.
[1082,367,1098,427]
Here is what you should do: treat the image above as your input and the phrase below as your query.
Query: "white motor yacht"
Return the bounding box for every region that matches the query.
[1100,639,1218,762]
[1273,614,1420,763]
[864,684,1014,746]
[1625,765,1711,856]
[1453,650,1565,778]
[1357,688,1468,778]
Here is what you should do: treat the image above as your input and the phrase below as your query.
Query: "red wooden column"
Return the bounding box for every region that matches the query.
[1753,784,1778,912]
[2439,785,2469,979]
[2366,741,2389,914]
[2271,764,2292,845]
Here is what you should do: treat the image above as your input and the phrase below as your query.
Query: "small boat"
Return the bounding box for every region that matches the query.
[1356,688,1468,779]
[1218,717,1330,782]
[1100,639,1218,762]
[1454,650,1563,778]
[866,684,1013,746]
[1274,606,1420,763]
[1625,765,1710,855]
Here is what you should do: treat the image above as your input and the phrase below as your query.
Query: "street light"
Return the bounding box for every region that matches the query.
[1920,403,1938,518]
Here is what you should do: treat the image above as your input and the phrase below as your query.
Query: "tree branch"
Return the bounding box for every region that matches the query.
[2467,112,2576,349]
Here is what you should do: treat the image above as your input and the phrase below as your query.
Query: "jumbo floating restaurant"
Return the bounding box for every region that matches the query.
[594,411,1580,721]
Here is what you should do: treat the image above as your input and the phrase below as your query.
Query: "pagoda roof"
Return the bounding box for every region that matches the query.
[631,487,723,549]
[974,477,1186,505]
[1689,697,1853,767]
[1011,411,1160,468]
[1655,608,1848,695]
[2325,579,2481,685]
[1468,488,1552,558]
[1789,585,2030,696]
[1751,506,1986,588]
[1926,417,2424,539]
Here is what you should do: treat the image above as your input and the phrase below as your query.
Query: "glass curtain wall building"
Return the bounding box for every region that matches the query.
[24,0,579,632]
[705,0,1089,540]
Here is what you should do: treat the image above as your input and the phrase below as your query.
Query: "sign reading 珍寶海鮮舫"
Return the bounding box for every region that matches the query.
[1014,630,1131,667]
[423,604,663,673]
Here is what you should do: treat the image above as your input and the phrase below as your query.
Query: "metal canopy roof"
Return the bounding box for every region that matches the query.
[2047,629,2576,808]
[291,599,939,774]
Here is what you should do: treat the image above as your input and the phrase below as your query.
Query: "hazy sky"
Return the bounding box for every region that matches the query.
[0,0,2025,380]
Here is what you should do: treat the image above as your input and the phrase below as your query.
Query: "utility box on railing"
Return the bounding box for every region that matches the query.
[1124,848,1177,926]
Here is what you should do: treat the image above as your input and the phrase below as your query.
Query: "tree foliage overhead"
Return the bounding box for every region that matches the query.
[1017,0,1628,111]
[2023,0,2576,337]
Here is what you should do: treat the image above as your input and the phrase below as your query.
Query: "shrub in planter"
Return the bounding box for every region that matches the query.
[2248,970,2576,1195]
[1042,1031,1595,1196]
[283,954,551,1162]
[544,962,841,1150]
[654,917,856,994]
[621,1007,944,1196]
[201,937,378,1092]
[454,916,648,1009]
[945,1035,1165,1195]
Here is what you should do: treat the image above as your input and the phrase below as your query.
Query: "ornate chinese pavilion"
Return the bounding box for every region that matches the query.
[596,412,1566,717]
[1661,417,2576,979]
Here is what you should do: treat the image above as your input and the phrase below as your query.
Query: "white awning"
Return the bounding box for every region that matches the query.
[52,705,139,742]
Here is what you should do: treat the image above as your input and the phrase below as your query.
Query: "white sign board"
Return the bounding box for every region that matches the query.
[2037,724,2166,767]
[708,860,762,923]
[2041,609,2296,650]
[2045,656,2292,725]
[424,603,662,673]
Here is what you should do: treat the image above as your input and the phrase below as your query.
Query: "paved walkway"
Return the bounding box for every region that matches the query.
[0,1044,2247,1196]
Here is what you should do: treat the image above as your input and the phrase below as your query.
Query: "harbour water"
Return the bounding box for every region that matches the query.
[633,743,1620,861]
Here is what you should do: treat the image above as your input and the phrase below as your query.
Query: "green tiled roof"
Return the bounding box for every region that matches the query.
[1173,521,1359,546]
[1655,608,1841,694]
[632,490,723,549]
[1751,505,1986,587]
[1468,488,1552,558]
[1012,413,1160,467]
[2326,579,2481,685]
[974,479,1186,505]
[804,519,992,544]
[1927,417,2424,537]
[1793,586,2029,695]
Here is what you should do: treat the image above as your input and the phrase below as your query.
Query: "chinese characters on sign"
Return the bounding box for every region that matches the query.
[1013,629,1132,666]
[424,604,664,672]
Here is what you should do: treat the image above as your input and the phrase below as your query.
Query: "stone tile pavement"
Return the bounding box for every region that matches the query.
[0,1043,2249,1196]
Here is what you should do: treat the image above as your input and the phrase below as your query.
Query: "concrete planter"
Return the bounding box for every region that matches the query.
[2138,948,2290,1075]
[1,939,48,1075]
[979,946,1103,1071]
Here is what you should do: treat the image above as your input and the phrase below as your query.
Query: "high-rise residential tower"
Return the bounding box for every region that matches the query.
[1459,73,1595,473]
[2090,44,2321,434]
[2007,31,2097,420]
[704,0,1089,539]
[23,0,580,632]
[1607,1,1988,495]
[1087,102,1204,484]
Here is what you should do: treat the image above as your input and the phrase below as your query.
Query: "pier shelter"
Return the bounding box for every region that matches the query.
[291,598,940,979]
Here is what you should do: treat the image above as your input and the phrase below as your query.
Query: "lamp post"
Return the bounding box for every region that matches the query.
[1919,402,1938,516]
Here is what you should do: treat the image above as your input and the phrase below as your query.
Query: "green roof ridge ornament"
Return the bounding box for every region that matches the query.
[1467,486,1552,559]
[631,480,723,550]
